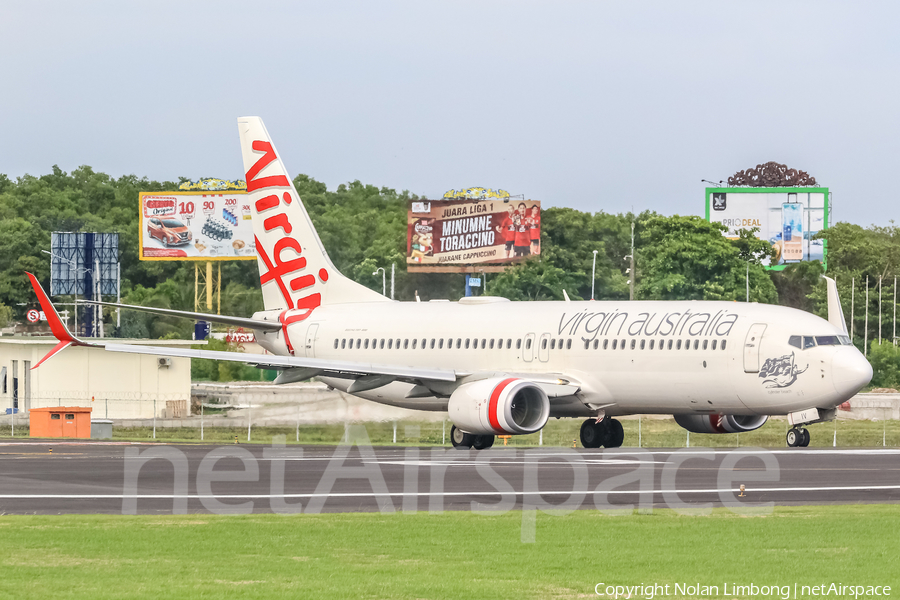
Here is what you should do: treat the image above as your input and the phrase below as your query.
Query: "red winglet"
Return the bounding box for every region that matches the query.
[25,272,79,368]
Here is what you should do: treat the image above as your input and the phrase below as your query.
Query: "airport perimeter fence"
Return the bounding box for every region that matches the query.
[3,397,900,448]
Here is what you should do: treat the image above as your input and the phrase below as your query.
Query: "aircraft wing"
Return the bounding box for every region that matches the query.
[77,299,282,332]
[27,273,580,396]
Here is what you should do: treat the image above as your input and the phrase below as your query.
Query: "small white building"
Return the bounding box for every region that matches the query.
[0,337,199,419]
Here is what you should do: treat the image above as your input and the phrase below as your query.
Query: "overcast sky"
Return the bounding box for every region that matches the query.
[2,1,897,226]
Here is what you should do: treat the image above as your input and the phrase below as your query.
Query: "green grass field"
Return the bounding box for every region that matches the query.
[3,415,894,448]
[0,505,897,599]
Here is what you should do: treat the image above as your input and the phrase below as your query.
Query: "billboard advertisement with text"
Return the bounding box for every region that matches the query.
[706,187,829,269]
[139,192,255,261]
[406,199,542,266]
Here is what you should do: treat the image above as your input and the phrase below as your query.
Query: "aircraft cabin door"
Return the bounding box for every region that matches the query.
[523,333,535,362]
[304,323,319,358]
[538,333,551,362]
[743,323,767,373]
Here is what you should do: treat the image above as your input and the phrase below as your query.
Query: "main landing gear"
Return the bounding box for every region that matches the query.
[786,427,810,447]
[450,425,494,450]
[580,418,624,449]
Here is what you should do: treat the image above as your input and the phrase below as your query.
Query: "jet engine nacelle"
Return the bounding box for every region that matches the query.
[448,377,550,436]
[674,414,768,434]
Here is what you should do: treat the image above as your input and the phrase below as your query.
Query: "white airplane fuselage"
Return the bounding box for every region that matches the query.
[253,298,871,418]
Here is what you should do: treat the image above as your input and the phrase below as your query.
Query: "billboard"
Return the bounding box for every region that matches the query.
[406,198,542,266]
[139,191,255,261]
[705,187,829,270]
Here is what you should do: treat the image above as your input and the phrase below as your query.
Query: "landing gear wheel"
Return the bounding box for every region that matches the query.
[786,428,801,447]
[581,419,609,448]
[472,435,495,450]
[800,428,810,447]
[451,425,473,449]
[606,419,624,448]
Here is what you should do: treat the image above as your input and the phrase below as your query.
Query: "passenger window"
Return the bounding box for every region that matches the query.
[630,339,636,350]
[396,339,400,348]
[430,339,435,349]
[356,339,361,349]
[465,339,470,349]
[676,340,682,350]
[342,339,347,349]
[422,339,426,349]
[364,339,369,349]
[517,339,522,349]
[667,340,673,349]
[693,340,699,350]
[702,340,708,350]
[640,339,645,350]
[712,340,717,350]
[550,339,556,350]
[612,339,618,350]
[721,340,727,350]
[593,340,599,350]
[584,340,590,350]
[490,339,495,349]
[481,339,486,349]
[334,339,338,349]
[387,339,392,349]
[620,339,625,350]
[566,339,572,349]
[649,339,655,350]
[525,339,532,350]
[803,336,816,349]
[406,339,410,349]
[603,340,609,350]
[543,339,549,350]
[507,339,512,349]
[456,339,462,349]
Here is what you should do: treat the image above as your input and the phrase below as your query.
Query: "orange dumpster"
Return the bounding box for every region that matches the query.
[29,407,92,439]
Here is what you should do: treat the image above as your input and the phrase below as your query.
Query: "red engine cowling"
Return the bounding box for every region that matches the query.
[674,414,768,434]
[448,377,550,435]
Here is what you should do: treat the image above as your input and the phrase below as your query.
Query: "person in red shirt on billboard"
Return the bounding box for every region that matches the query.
[495,205,516,259]
[514,202,531,257]
[528,204,541,255]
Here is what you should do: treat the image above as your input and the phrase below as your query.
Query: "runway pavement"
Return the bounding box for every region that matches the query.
[0,441,898,514]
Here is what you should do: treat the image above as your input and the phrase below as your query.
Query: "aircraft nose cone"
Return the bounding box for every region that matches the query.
[831,347,873,399]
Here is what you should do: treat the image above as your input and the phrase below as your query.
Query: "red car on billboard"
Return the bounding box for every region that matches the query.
[148,217,192,246]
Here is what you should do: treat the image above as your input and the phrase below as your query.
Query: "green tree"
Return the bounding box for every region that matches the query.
[637,216,777,303]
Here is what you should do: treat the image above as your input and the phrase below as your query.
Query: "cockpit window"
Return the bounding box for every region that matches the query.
[802,336,816,349]
[838,335,852,345]
[788,335,802,349]
[816,335,842,346]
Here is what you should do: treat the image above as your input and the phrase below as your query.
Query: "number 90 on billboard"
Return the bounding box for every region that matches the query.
[139,192,255,261]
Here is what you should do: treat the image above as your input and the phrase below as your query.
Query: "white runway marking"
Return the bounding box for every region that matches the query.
[1,484,899,500]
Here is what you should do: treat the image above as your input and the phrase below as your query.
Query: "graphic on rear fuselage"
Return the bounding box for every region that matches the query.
[759,353,808,388]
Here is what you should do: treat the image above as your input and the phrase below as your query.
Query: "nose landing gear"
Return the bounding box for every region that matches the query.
[786,427,810,447]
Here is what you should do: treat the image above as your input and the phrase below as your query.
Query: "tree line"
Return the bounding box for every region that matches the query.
[1,166,898,385]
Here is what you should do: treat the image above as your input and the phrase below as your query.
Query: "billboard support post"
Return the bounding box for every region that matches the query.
[207,261,213,311]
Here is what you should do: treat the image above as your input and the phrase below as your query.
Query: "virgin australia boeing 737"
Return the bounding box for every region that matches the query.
[27,117,872,449]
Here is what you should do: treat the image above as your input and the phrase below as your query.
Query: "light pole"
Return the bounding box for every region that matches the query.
[623,221,635,301]
[591,250,598,300]
[373,267,386,297]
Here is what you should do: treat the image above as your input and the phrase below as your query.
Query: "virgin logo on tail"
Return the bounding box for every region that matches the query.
[246,140,328,316]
